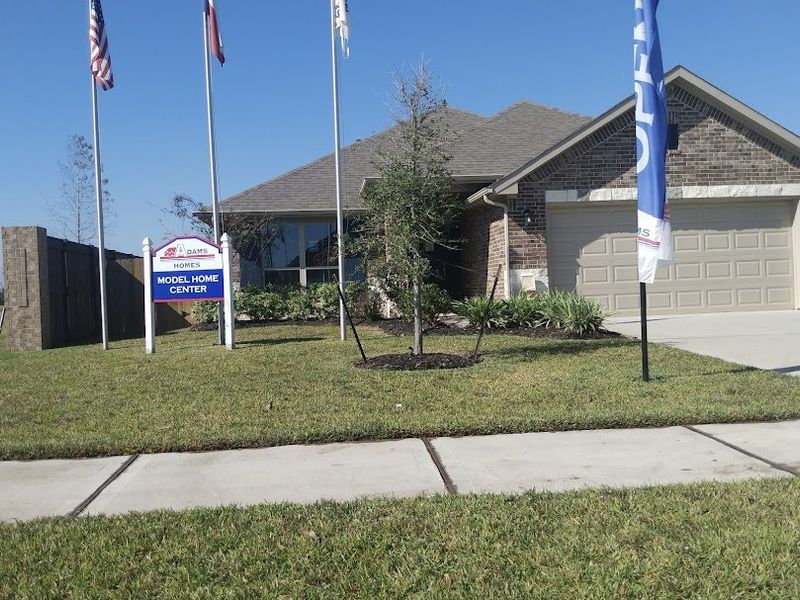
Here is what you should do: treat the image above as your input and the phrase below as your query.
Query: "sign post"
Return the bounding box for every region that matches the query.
[143,237,156,354]
[221,233,235,350]
[143,234,235,353]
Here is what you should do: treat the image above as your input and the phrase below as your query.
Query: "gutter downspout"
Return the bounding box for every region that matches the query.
[482,194,511,299]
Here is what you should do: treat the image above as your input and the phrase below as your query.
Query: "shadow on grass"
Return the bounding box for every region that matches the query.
[237,337,325,347]
[649,365,760,381]
[483,338,637,361]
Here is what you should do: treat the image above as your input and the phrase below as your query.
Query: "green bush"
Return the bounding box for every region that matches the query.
[396,283,452,324]
[345,282,381,319]
[190,301,218,324]
[235,287,263,320]
[281,287,311,320]
[454,290,607,335]
[453,296,507,329]
[502,292,544,328]
[234,287,286,321]
[308,283,340,320]
[540,290,607,335]
[210,282,378,323]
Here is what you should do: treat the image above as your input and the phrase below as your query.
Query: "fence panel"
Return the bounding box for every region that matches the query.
[46,237,190,347]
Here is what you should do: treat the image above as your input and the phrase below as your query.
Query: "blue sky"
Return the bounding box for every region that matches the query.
[1,0,799,267]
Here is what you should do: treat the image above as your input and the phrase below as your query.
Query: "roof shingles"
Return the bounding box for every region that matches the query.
[219,102,589,214]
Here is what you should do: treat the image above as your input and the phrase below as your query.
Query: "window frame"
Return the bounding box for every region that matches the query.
[263,218,341,286]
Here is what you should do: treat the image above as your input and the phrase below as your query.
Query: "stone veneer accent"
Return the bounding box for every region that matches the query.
[1,227,51,351]
[463,84,800,295]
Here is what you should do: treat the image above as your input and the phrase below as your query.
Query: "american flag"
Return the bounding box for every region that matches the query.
[89,0,114,91]
[206,0,225,65]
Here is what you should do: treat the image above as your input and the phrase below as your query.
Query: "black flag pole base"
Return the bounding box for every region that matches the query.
[639,281,650,382]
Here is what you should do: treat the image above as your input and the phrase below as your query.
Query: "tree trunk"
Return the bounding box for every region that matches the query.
[413,276,423,355]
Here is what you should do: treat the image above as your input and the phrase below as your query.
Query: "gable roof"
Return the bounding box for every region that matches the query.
[218,107,486,215]
[448,101,590,176]
[218,101,591,215]
[467,66,800,203]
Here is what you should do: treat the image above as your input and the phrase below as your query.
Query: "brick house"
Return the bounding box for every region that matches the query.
[218,66,800,315]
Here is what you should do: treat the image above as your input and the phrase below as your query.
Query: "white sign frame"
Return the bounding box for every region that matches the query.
[143,233,235,353]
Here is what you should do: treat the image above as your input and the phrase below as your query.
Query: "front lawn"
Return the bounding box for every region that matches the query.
[2,323,800,459]
[2,478,800,598]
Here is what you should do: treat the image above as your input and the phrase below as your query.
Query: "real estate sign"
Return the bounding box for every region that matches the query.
[152,236,224,302]
[143,233,236,353]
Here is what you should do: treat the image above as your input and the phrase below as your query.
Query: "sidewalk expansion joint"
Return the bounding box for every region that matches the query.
[684,426,800,478]
[422,438,457,495]
[68,454,140,518]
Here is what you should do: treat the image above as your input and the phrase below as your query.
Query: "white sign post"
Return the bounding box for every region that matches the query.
[143,237,156,354]
[143,234,235,353]
[221,233,235,350]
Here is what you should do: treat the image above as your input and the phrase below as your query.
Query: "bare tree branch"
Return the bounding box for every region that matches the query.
[49,135,113,245]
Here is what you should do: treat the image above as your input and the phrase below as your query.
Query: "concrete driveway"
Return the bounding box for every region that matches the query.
[606,310,800,375]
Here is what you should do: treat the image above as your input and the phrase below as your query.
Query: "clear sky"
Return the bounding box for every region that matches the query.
[1,0,799,270]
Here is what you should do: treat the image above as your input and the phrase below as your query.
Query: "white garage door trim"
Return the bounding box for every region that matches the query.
[547,197,798,315]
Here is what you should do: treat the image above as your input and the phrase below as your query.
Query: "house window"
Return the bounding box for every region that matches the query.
[263,223,301,285]
[304,222,338,283]
[262,220,363,286]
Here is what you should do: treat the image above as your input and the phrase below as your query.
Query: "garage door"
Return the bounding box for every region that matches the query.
[547,199,795,315]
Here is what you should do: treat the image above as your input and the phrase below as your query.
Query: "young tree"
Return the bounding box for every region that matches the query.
[51,135,112,245]
[356,63,460,355]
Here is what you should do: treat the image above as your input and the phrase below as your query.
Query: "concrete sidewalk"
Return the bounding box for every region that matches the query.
[2,421,799,523]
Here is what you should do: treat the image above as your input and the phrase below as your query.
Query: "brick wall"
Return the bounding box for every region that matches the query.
[460,203,506,297]
[509,83,800,278]
[1,227,51,351]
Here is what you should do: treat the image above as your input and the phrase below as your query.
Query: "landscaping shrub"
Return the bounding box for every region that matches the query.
[501,292,544,328]
[197,282,380,323]
[190,301,218,324]
[345,282,381,319]
[235,287,286,321]
[454,290,607,335]
[529,290,607,335]
[453,296,507,329]
[235,287,263,320]
[396,283,452,324]
[308,283,340,320]
[284,287,314,320]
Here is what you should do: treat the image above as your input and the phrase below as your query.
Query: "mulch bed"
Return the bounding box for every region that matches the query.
[191,318,621,340]
[191,318,342,332]
[371,320,455,337]
[504,327,621,340]
[371,319,620,340]
[356,352,481,371]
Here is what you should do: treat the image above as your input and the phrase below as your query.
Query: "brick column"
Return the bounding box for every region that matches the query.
[1,226,51,351]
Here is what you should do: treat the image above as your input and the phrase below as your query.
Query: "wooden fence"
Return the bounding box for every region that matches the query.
[47,237,191,347]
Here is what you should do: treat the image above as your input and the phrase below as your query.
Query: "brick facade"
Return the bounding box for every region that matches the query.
[1,227,51,351]
[464,84,800,295]
[460,203,506,297]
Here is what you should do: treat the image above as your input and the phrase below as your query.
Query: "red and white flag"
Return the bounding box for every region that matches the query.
[206,0,225,65]
[89,0,114,90]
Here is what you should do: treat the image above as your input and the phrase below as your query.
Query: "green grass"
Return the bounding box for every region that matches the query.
[2,323,800,460]
[3,478,800,598]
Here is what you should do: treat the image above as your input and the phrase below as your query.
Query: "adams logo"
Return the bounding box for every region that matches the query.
[160,243,215,261]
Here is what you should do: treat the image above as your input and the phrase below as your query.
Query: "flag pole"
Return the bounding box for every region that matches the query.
[203,9,225,345]
[639,282,649,382]
[90,66,110,351]
[330,0,347,341]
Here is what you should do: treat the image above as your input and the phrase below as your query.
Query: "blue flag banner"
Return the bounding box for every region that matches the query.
[634,0,672,284]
